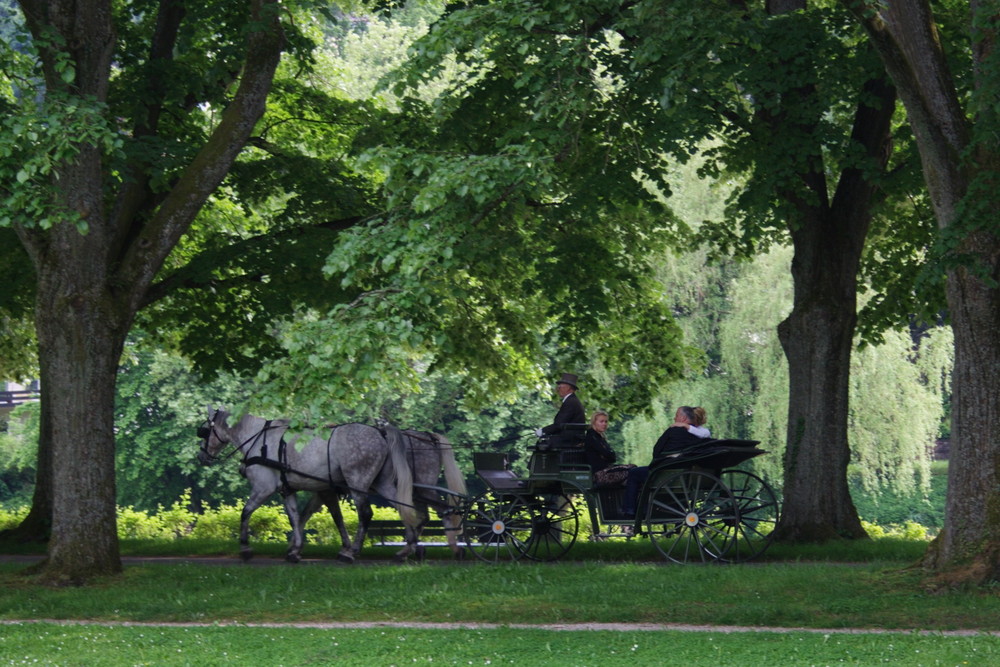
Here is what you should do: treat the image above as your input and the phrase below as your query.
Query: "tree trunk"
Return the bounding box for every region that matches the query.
[11,0,284,583]
[761,0,895,541]
[846,0,1000,585]
[33,252,127,581]
[922,253,1000,582]
[776,217,867,541]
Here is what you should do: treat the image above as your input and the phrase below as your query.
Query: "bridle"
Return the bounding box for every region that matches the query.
[197,410,241,463]
[197,410,290,466]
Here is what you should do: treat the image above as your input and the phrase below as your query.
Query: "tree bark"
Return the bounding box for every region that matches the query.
[764,1,895,541]
[776,212,868,541]
[12,0,284,583]
[846,0,1000,583]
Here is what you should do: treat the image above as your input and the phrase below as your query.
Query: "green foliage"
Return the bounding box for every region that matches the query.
[0,402,39,508]
[638,243,952,498]
[851,461,948,530]
[114,339,259,511]
[0,504,27,531]
[860,519,932,541]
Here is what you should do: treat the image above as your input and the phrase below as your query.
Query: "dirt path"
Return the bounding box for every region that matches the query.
[2,618,998,636]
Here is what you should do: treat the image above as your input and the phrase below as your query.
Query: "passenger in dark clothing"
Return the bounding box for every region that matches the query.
[622,406,711,516]
[583,410,616,473]
[584,410,637,487]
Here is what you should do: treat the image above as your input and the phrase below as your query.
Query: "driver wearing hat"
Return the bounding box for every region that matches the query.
[535,372,586,438]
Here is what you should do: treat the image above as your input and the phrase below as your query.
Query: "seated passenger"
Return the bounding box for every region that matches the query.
[622,405,711,516]
[687,406,711,438]
[583,410,635,487]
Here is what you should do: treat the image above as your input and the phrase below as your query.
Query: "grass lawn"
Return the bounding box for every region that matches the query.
[1,537,998,665]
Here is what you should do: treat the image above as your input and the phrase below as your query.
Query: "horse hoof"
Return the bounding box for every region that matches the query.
[285,553,301,564]
[453,547,467,561]
[337,552,355,564]
[239,550,253,562]
[416,545,427,562]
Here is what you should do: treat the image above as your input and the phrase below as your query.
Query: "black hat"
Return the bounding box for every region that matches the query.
[556,372,578,389]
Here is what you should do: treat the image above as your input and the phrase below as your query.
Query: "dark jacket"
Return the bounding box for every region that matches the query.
[541,392,586,434]
[651,426,705,462]
[583,428,617,473]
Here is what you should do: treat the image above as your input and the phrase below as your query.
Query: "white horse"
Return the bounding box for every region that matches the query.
[300,429,468,560]
[197,407,419,563]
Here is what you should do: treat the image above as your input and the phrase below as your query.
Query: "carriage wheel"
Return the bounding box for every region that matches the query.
[520,493,580,562]
[462,491,533,564]
[716,470,780,563]
[644,470,738,563]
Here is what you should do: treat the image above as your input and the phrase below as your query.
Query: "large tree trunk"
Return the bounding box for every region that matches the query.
[33,246,129,581]
[776,216,867,541]
[924,253,1000,581]
[12,0,284,583]
[762,0,895,541]
[847,0,1000,583]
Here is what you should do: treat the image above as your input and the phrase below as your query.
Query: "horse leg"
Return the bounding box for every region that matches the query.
[239,491,271,561]
[373,477,423,563]
[443,509,466,560]
[402,503,430,563]
[316,490,351,552]
[339,494,372,564]
[284,492,305,563]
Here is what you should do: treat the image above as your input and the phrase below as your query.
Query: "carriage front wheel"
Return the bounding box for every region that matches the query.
[462,491,533,564]
[644,470,739,563]
[520,493,580,562]
[716,470,780,563]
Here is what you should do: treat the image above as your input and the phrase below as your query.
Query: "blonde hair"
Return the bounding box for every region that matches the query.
[590,410,609,428]
[679,405,707,426]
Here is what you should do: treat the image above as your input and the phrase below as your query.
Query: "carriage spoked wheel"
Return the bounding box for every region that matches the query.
[715,470,780,563]
[462,491,534,564]
[644,470,739,564]
[519,493,580,562]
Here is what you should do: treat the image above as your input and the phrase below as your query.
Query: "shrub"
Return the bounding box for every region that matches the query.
[190,503,290,542]
[0,506,28,531]
[117,506,168,539]
[861,519,931,540]
[156,490,197,538]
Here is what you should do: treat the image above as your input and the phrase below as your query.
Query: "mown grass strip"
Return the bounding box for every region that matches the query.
[0,621,997,666]
[2,559,999,632]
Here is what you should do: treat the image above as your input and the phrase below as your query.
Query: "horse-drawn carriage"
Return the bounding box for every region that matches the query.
[459,426,780,564]
[197,410,780,565]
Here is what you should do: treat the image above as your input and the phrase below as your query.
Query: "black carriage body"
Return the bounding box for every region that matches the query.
[466,435,780,564]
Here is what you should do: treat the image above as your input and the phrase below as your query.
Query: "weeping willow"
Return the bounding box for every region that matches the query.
[630,244,951,501]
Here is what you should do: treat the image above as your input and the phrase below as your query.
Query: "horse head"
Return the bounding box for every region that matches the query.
[197,405,232,464]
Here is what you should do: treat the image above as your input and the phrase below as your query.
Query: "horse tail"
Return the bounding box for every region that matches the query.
[432,434,466,554]
[435,434,467,500]
[384,422,418,526]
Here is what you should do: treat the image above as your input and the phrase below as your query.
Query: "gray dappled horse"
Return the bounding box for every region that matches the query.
[300,429,468,559]
[196,407,419,563]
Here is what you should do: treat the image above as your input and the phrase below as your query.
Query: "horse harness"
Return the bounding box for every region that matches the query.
[203,419,412,498]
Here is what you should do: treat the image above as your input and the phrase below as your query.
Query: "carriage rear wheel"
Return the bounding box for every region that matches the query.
[520,493,580,562]
[462,491,533,563]
[716,470,780,563]
[644,470,739,563]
